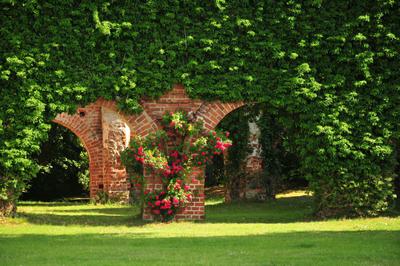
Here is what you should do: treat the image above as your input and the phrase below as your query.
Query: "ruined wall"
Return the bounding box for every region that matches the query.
[54,84,245,220]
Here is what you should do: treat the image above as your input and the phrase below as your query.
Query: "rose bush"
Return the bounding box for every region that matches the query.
[122,111,231,221]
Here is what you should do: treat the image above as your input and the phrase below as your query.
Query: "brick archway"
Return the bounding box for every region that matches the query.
[54,84,245,220]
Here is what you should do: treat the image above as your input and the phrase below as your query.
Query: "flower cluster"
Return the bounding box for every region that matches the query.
[190,131,232,166]
[121,111,232,222]
[145,179,192,221]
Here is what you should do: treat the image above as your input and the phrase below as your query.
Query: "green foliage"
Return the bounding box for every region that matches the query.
[22,124,89,201]
[206,106,251,187]
[1,0,399,216]
[257,107,307,198]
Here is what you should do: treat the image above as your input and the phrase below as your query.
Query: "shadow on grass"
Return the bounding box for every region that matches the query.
[0,231,399,265]
[17,195,400,226]
[18,203,146,226]
[204,195,315,223]
[18,211,147,227]
[19,202,82,207]
[18,196,315,226]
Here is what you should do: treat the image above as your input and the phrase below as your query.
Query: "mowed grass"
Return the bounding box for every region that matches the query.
[0,191,399,266]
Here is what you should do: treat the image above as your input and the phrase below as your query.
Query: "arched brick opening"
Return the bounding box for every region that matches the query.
[141,85,246,221]
[208,105,265,203]
[54,84,246,220]
[53,105,103,199]
[53,99,158,202]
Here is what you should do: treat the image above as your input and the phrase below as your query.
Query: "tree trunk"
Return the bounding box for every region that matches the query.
[0,199,16,217]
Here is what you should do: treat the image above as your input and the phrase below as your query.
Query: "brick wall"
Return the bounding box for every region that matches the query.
[54,84,245,220]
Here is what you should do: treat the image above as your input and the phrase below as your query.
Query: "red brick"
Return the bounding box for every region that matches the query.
[53,85,245,221]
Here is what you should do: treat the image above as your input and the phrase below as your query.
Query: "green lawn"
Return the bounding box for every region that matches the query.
[1,191,399,265]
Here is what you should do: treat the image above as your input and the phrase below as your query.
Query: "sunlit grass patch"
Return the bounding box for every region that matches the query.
[0,191,399,265]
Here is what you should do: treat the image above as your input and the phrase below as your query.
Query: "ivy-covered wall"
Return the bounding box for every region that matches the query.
[1,0,399,216]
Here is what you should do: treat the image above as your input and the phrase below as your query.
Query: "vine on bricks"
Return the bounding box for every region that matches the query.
[121,111,232,221]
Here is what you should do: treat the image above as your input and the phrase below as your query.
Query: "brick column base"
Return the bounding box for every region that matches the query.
[142,167,205,221]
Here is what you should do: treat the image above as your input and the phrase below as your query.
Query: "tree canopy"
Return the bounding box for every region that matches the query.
[1,0,399,216]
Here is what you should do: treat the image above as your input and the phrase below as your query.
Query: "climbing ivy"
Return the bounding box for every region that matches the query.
[1,0,399,216]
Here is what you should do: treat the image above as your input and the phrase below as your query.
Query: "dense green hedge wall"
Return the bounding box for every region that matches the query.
[1,0,399,216]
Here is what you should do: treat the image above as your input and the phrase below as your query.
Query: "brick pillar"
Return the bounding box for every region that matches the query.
[101,107,131,202]
[142,169,163,221]
[176,167,205,221]
[143,167,205,221]
[242,117,266,200]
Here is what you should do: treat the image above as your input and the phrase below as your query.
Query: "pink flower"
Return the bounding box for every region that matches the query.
[198,161,202,165]
[172,197,179,205]
[225,131,230,137]
[215,141,227,151]
[201,152,206,156]
[137,146,144,156]
[163,169,172,177]
[162,199,168,204]
[224,142,232,148]
[170,150,179,158]
[155,200,161,206]
[168,210,173,215]
[135,155,145,164]
[184,185,190,191]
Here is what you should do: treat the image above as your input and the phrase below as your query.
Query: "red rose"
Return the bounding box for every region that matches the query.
[172,197,179,205]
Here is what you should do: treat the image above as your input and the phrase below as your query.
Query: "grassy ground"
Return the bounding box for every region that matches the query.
[0,190,399,266]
